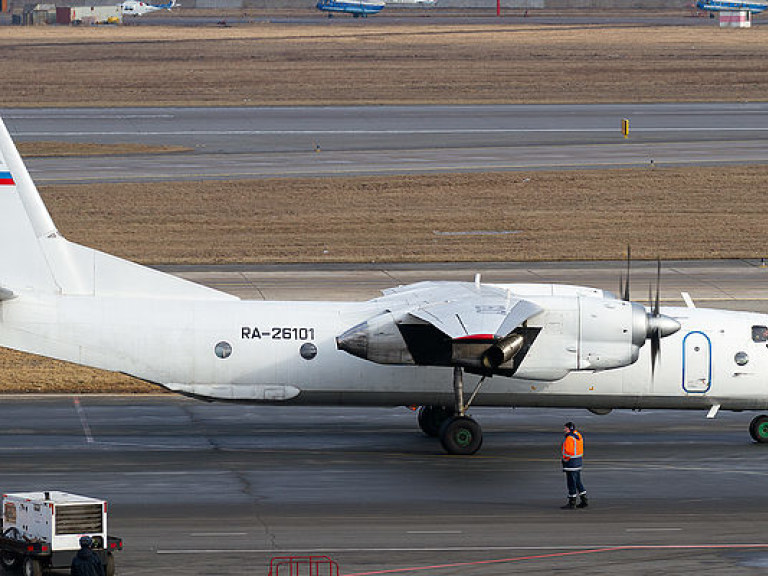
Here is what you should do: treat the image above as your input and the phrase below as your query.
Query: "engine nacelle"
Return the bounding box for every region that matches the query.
[336,292,680,381]
[336,312,416,365]
[578,297,648,370]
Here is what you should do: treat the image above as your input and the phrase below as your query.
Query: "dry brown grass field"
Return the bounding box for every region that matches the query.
[41,166,768,264]
[16,142,192,157]
[1,23,768,106]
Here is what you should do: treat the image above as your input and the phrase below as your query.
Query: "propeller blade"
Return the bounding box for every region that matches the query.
[649,258,666,377]
[654,258,661,317]
[622,245,631,301]
[650,326,660,376]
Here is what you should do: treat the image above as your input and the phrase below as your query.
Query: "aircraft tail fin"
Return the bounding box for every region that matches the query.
[0,115,236,301]
[0,117,63,295]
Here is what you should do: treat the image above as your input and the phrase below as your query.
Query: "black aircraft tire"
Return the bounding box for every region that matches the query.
[750,415,768,443]
[418,406,454,438]
[439,416,483,455]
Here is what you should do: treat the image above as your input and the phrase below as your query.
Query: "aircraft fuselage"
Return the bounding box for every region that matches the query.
[3,288,768,412]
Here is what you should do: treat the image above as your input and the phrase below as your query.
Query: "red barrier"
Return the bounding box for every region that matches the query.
[268,556,340,576]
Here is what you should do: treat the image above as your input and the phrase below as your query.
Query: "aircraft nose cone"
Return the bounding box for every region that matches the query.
[336,323,369,359]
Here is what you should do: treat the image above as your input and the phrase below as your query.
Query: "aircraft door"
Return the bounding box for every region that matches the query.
[682,331,711,393]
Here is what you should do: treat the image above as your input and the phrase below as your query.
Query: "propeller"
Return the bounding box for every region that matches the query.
[646,258,680,375]
[619,245,631,302]
[617,248,680,376]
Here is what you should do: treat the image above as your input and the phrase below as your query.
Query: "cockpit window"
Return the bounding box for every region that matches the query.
[752,326,768,343]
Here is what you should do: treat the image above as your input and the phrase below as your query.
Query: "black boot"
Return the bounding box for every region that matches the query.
[560,497,576,510]
[576,494,589,509]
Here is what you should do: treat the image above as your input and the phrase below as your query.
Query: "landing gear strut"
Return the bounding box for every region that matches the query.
[749,415,768,443]
[433,366,486,455]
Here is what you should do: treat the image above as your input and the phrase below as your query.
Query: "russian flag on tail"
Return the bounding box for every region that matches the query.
[0,170,14,186]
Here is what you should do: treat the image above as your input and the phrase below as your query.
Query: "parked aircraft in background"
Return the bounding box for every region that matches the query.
[695,0,767,13]
[316,0,433,17]
[3,115,768,456]
[120,0,177,16]
[316,0,384,17]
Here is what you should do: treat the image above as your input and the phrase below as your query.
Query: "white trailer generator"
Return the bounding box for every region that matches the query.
[0,491,122,576]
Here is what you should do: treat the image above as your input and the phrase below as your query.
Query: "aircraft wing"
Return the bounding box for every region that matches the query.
[338,281,543,370]
[408,297,541,340]
[376,281,541,338]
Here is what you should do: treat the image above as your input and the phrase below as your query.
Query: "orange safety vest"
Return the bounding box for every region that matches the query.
[561,430,584,461]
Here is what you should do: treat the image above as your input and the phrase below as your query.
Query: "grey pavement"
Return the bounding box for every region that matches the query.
[160,259,768,313]
[3,104,768,182]
[0,397,768,575]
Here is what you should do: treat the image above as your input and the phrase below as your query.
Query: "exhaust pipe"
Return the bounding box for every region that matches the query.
[481,333,525,370]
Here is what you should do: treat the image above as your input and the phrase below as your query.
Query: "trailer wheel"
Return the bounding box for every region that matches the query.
[22,557,42,576]
[1,551,20,570]
[105,551,116,576]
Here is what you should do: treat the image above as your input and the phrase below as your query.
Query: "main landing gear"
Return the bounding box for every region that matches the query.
[749,415,768,443]
[417,367,487,455]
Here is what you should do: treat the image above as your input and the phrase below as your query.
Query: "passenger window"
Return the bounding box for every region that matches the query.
[752,325,768,343]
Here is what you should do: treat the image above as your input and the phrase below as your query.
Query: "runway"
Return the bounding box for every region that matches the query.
[134,12,725,28]
[3,104,768,183]
[1,396,768,575]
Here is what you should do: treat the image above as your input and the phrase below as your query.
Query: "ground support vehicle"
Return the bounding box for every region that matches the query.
[0,491,122,576]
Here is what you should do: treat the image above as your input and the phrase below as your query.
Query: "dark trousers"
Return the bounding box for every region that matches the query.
[565,470,585,497]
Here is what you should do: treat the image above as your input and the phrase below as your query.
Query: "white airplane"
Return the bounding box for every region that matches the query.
[2,115,768,455]
[120,0,177,17]
[316,0,433,18]
[384,0,435,5]
[696,0,767,13]
[316,0,385,17]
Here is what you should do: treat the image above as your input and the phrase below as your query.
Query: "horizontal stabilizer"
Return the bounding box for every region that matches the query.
[0,286,16,301]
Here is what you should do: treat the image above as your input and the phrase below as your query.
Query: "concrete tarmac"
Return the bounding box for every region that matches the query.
[1,397,768,575]
[161,258,768,313]
[4,104,768,183]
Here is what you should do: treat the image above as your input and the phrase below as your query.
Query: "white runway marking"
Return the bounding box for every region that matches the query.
[189,532,249,537]
[625,528,683,532]
[156,542,768,555]
[406,531,463,534]
[15,127,768,137]
[6,114,174,120]
[73,397,94,444]
[156,546,607,554]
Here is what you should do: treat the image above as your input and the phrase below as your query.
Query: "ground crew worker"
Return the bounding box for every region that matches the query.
[561,421,588,509]
[71,536,105,576]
